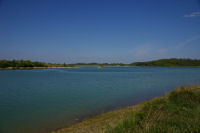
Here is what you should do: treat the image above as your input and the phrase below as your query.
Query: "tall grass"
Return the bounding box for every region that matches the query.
[106,85,200,133]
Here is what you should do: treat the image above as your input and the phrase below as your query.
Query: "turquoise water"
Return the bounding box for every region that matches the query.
[1,67,200,133]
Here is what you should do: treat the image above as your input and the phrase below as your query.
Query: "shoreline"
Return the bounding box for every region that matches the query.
[49,101,147,133]
[0,66,75,70]
[51,84,200,133]
[51,101,145,133]
[1,66,200,70]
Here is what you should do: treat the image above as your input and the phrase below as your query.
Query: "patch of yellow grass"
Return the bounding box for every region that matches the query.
[51,104,144,133]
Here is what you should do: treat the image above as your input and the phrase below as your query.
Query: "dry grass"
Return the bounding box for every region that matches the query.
[51,104,144,133]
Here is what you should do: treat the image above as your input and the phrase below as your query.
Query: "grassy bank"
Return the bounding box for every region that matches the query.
[52,85,200,133]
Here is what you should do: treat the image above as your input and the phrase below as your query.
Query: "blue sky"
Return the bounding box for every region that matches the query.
[0,0,200,63]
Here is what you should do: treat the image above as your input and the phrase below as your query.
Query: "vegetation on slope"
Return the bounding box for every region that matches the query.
[106,85,200,133]
[130,58,200,67]
[53,85,200,133]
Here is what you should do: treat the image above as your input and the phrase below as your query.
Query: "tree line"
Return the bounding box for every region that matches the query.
[130,58,200,67]
[0,60,47,68]
[0,60,74,68]
[1,58,200,68]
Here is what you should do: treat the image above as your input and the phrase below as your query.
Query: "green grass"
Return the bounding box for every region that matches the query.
[106,86,200,133]
[52,85,200,133]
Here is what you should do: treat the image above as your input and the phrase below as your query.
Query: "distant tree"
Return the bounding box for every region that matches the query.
[63,62,67,67]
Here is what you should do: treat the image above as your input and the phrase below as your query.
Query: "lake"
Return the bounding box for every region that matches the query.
[0,67,200,133]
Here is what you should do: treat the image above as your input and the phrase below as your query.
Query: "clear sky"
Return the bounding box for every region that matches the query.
[0,0,200,63]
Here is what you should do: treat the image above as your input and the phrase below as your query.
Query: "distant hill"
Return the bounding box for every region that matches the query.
[130,58,200,67]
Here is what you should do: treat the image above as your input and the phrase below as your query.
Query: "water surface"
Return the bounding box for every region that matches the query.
[0,67,200,133]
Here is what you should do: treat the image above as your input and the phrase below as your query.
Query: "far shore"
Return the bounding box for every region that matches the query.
[1,59,200,69]
[1,65,200,70]
[0,66,75,70]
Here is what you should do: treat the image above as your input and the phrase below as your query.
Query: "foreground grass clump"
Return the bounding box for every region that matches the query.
[106,86,200,133]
